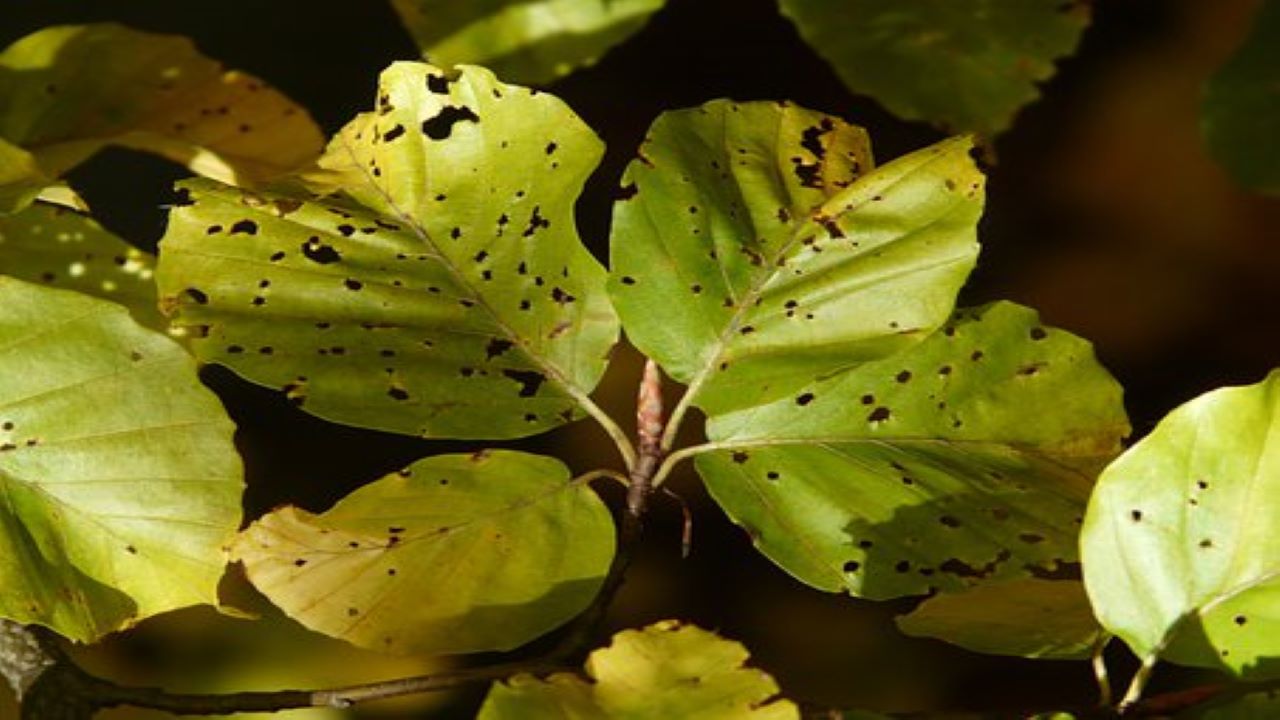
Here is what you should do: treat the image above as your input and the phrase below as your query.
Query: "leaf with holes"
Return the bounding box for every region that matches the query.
[156,62,618,440]
[233,450,613,655]
[478,620,798,719]
[1202,1,1280,195]
[1082,371,1280,679]
[696,301,1128,600]
[609,100,981,416]
[390,0,666,86]
[0,23,323,208]
[0,202,164,332]
[896,578,1103,659]
[778,0,1090,135]
[0,278,241,643]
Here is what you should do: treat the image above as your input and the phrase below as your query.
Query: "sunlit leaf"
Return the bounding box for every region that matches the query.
[778,0,1090,134]
[0,23,323,202]
[156,62,618,440]
[0,278,241,643]
[233,450,614,655]
[479,620,798,719]
[1202,0,1280,195]
[390,0,665,85]
[698,302,1128,599]
[1082,371,1280,679]
[609,100,981,416]
[0,202,164,332]
[896,578,1103,659]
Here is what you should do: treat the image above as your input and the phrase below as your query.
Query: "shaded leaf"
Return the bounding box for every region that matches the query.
[778,0,1090,134]
[1202,0,1280,195]
[479,620,798,719]
[1178,690,1280,719]
[609,100,981,416]
[233,450,614,655]
[698,302,1128,599]
[0,23,322,201]
[390,0,665,85]
[156,62,618,440]
[1082,371,1280,679]
[0,202,164,332]
[0,278,241,642]
[896,578,1103,659]
[0,138,49,215]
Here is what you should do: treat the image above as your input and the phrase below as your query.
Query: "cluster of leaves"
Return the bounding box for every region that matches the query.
[0,2,1277,718]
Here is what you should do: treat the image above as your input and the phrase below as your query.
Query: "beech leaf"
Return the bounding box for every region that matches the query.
[156,62,618,440]
[233,451,614,655]
[609,100,981,416]
[1082,371,1280,679]
[0,278,241,642]
[697,302,1128,599]
[479,620,798,719]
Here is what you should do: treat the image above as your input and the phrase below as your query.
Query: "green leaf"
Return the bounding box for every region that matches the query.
[0,23,323,200]
[609,100,981,416]
[390,0,665,85]
[896,578,1103,659]
[479,620,799,719]
[0,202,164,332]
[156,62,619,440]
[0,277,241,643]
[1082,371,1280,679]
[697,301,1128,599]
[1202,1,1280,195]
[233,450,614,655]
[778,0,1090,134]
[0,138,50,215]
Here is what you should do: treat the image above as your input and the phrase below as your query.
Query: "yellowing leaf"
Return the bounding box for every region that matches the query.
[391,0,665,85]
[0,23,323,211]
[0,278,241,642]
[233,451,614,655]
[156,62,618,440]
[479,620,799,719]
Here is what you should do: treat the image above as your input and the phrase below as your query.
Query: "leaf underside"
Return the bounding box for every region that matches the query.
[0,278,241,642]
[156,62,619,440]
[479,620,799,719]
[778,0,1090,134]
[234,451,614,655]
[699,301,1128,600]
[1083,371,1280,679]
[390,0,666,85]
[609,99,983,417]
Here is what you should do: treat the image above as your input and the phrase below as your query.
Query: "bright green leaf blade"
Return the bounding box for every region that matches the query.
[479,620,799,719]
[0,277,241,643]
[0,23,323,189]
[390,0,665,85]
[233,450,614,655]
[896,579,1103,659]
[609,100,981,415]
[778,0,1090,134]
[1202,1,1280,195]
[698,301,1128,599]
[156,62,618,440]
[1082,371,1280,679]
[0,202,164,332]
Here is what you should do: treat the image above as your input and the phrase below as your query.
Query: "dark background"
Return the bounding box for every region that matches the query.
[2,0,1278,717]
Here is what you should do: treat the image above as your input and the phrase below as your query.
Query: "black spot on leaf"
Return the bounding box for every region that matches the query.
[523,206,550,237]
[421,105,479,139]
[230,219,258,235]
[388,387,410,401]
[843,561,861,573]
[383,124,406,142]
[1030,327,1048,341]
[344,279,363,291]
[485,338,515,360]
[795,392,815,406]
[1130,510,1143,522]
[337,224,356,237]
[184,288,209,304]
[868,407,891,422]
[302,238,342,264]
[502,369,546,397]
[426,73,449,94]
[731,451,749,464]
